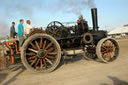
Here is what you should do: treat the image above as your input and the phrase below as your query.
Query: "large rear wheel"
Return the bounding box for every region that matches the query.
[21,33,61,73]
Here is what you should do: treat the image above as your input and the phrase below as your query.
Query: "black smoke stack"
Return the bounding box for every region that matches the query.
[91,8,99,31]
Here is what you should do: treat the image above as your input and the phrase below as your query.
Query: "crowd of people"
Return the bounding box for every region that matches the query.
[10,19,35,48]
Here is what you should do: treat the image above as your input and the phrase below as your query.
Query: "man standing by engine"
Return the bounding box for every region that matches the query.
[25,20,34,35]
[10,22,16,38]
[18,19,24,49]
[77,15,89,34]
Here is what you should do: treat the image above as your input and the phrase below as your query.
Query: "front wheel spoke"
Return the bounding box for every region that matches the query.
[112,51,115,56]
[101,50,107,54]
[109,52,113,58]
[113,46,116,52]
[103,42,107,47]
[35,41,40,50]
[28,48,38,53]
[104,55,110,60]
[109,47,112,52]
[45,58,53,65]
[106,52,109,57]
[102,46,107,49]
[101,48,107,54]
[106,52,111,60]
[103,52,109,58]
[109,42,113,47]
[103,53,107,57]
[31,58,37,66]
[107,52,110,57]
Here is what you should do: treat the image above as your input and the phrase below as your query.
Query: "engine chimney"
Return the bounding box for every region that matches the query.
[91,8,99,31]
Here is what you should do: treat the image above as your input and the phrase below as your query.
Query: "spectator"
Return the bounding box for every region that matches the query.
[25,20,35,35]
[18,19,24,48]
[10,22,16,38]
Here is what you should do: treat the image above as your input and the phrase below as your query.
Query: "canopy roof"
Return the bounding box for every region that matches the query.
[108,26,128,35]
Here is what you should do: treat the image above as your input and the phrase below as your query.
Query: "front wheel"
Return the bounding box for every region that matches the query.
[21,33,61,73]
[96,38,119,63]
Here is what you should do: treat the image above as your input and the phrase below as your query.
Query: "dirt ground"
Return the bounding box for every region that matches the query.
[0,39,128,85]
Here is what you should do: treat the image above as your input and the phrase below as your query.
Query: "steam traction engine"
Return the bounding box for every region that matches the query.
[3,8,119,72]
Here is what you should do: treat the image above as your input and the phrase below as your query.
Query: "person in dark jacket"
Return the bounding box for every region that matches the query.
[10,22,16,38]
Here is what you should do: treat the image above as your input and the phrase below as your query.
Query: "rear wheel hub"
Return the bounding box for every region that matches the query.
[38,50,47,58]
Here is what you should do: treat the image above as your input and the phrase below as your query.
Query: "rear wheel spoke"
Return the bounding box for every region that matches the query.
[45,43,53,50]
[40,59,43,68]
[34,59,40,67]
[47,52,57,55]
[35,41,40,50]
[43,59,47,67]
[46,55,54,59]
[40,38,43,49]
[47,48,54,52]
[31,58,37,66]
[28,56,36,60]
[28,48,38,53]
[30,42,37,50]
[43,40,47,49]
[26,53,36,56]
[45,58,53,65]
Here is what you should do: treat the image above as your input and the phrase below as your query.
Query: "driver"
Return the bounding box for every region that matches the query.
[77,15,89,33]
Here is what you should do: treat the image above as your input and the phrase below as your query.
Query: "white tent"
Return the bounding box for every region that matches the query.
[108,26,128,35]
[122,26,128,33]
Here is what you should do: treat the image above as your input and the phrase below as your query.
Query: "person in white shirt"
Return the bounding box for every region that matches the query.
[25,20,34,34]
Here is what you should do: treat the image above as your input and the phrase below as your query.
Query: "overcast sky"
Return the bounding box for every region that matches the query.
[0,0,128,36]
